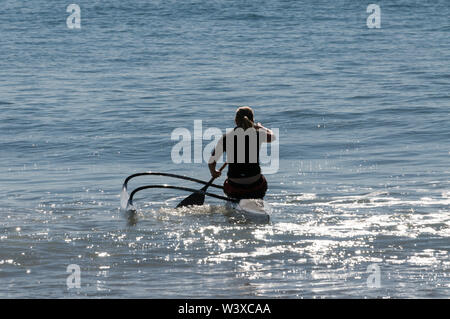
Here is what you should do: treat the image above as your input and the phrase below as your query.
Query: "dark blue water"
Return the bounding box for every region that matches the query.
[0,0,449,298]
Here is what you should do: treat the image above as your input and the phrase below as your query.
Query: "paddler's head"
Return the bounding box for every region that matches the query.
[235,106,254,130]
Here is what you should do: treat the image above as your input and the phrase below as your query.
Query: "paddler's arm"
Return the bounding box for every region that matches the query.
[208,135,225,178]
[254,122,275,143]
[208,161,221,178]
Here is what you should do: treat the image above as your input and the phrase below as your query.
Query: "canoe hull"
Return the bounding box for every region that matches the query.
[225,199,270,223]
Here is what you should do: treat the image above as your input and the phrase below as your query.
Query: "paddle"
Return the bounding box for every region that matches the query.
[176,162,227,208]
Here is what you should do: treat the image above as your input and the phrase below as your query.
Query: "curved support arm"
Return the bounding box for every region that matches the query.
[123,172,224,190]
[128,184,237,208]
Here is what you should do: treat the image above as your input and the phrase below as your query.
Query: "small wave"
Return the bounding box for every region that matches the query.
[424,25,450,32]
[366,106,445,115]
[347,95,379,100]
[220,13,276,21]
[280,190,450,210]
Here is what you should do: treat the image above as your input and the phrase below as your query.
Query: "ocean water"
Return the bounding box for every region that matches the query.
[0,0,449,298]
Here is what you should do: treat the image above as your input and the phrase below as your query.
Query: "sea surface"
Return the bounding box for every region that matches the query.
[0,0,449,298]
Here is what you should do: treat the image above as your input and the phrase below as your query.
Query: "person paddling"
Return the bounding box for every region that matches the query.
[208,106,275,200]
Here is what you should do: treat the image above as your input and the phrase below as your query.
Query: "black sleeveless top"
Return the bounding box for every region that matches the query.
[221,127,261,178]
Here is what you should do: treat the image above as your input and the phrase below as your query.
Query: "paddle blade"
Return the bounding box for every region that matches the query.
[176,191,206,208]
[175,162,227,208]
